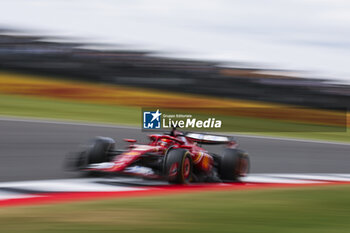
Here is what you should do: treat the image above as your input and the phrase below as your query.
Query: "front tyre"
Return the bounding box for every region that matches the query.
[66,137,115,170]
[85,137,115,164]
[165,149,192,184]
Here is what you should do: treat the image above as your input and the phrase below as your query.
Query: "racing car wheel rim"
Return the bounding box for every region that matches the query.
[183,157,191,179]
[169,163,179,177]
[239,157,249,176]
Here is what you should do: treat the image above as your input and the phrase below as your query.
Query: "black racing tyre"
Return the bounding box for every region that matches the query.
[85,137,115,164]
[64,151,86,171]
[165,148,192,184]
[237,150,250,178]
[219,148,250,181]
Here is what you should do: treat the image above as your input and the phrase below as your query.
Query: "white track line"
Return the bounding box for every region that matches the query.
[0,174,348,202]
[0,174,348,193]
[0,178,144,192]
[260,174,350,182]
[240,176,322,184]
[0,191,37,201]
[0,115,349,146]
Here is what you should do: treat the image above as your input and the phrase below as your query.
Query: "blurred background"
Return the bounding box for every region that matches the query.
[1,1,350,233]
[0,0,350,109]
[0,0,349,177]
[0,0,349,181]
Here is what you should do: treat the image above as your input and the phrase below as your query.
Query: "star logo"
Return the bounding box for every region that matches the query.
[151,109,161,122]
[143,109,162,129]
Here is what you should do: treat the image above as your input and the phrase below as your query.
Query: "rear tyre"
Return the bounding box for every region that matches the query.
[219,149,250,181]
[165,149,192,184]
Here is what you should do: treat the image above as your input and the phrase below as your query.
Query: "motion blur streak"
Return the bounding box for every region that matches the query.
[0,1,349,232]
[0,119,350,183]
[0,72,347,127]
[1,179,350,207]
[1,0,350,83]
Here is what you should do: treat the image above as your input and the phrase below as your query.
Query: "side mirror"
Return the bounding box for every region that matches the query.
[124,139,137,143]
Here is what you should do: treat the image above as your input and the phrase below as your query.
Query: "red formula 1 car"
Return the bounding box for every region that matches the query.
[67,128,250,184]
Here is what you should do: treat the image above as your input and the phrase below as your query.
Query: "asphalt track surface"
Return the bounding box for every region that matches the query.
[0,117,349,182]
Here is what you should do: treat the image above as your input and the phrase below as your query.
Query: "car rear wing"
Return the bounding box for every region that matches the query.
[184,132,235,145]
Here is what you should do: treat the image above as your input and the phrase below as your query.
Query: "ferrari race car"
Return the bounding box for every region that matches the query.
[66,129,250,184]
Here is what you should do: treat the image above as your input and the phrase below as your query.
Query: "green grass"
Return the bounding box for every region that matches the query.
[0,94,140,126]
[1,185,350,233]
[0,93,348,142]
